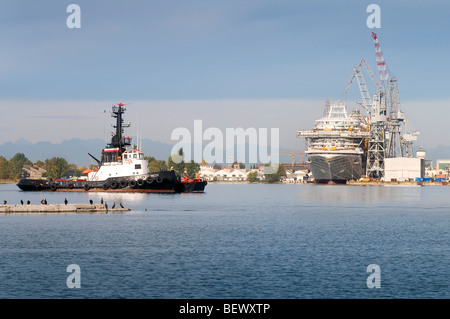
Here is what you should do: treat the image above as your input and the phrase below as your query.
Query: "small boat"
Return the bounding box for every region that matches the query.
[17,103,207,193]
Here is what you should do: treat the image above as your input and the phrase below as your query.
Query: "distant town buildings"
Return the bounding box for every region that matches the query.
[198,161,311,183]
[424,159,450,181]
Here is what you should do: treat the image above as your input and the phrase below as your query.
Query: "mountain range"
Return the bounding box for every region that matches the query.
[0,138,174,167]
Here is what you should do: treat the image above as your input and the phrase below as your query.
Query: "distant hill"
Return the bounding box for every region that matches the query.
[0,138,174,167]
[3,138,446,168]
[0,138,302,168]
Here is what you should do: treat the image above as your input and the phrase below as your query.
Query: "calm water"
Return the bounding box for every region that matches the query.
[0,182,448,299]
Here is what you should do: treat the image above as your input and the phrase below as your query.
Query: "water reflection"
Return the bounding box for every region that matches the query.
[294,184,447,208]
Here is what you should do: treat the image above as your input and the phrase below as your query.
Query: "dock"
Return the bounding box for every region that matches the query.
[346,180,449,186]
[0,204,130,214]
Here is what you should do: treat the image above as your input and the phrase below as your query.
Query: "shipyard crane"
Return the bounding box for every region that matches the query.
[280,151,303,168]
[371,33,420,159]
[372,32,389,88]
[343,58,382,114]
[386,75,404,158]
[343,57,387,179]
[400,117,420,157]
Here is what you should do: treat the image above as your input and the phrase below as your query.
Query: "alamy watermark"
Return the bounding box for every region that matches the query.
[366,4,381,29]
[67,264,81,288]
[66,4,81,29]
[171,120,280,173]
[366,264,381,288]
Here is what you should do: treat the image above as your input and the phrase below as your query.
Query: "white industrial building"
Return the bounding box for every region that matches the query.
[198,164,251,181]
[383,158,425,182]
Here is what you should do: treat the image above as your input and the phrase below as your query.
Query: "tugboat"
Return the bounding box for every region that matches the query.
[17,103,207,193]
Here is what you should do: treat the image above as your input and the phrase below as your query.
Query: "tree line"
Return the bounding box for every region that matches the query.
[0,153,83,181]
[0,153,31,180]
[0,149,201,181]
[0,150,284,182]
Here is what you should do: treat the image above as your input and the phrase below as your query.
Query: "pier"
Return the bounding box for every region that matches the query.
[0,204,130,214]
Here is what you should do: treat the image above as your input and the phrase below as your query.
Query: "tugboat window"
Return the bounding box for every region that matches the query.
[135,164,141,170]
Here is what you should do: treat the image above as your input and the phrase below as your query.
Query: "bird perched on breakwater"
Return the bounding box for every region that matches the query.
[100,197,104,204]
[20,200,24,205]
[89,199,93,205]
[27,200,30,205]
[104,202,108,212]
[3,200,6,204]
[64,198,68,205]
[112,202,115,209]
[119,202,124,208]
[41,198,47,205]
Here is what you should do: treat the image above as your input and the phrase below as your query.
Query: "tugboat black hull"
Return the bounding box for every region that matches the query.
[17,171,205,193]
[177,180,208,193]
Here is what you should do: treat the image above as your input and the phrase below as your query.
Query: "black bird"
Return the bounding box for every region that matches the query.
[64,198,68,205]
[112,202,115,209]
[104,202,108,211]
[89,199,93,205]
[20,200,24,205]
[41,199,44,205]
[3,200,6,204]
[44,198,47,205]
[119,202,124,208]
[100,197,104,204]
[27,200,30,205]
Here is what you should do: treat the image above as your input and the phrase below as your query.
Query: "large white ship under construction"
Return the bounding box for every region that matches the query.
[298,32,419,184]
[297,100,370,183]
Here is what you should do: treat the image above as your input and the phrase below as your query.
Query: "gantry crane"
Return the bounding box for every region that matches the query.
[343,33,420,178]
[344,56,387,178]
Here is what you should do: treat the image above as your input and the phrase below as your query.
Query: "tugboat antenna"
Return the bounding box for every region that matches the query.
[88,153,101,165]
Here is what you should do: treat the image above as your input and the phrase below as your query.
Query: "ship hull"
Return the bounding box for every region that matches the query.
[17,171,205,193]
[178,180,208,193]
[308,153,364,184]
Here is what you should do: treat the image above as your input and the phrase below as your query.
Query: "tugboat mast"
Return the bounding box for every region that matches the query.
[109,103,131,152]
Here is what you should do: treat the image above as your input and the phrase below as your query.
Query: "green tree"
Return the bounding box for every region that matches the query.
[44,157,69,179]
[264,164,286,183]
[0,156,9,179]
[145,156,167,172]
[247,171,258,183]
[34,160,45,167]
[67,163,81,177]
[144,156,156,163]
[185,160,200,178]
[168,148,185,176]
[8,153,32,179]
[232,161,246,169]
[149,160,167,172]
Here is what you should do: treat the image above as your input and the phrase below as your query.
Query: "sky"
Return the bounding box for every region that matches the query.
[1,0,449,154]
